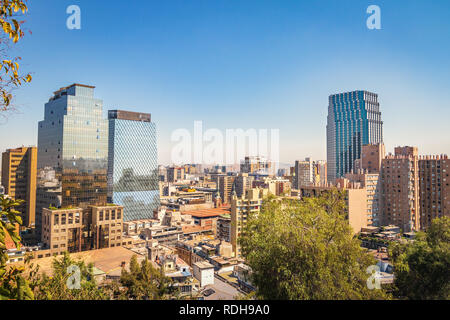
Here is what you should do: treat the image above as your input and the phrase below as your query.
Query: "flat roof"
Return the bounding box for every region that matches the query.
[183,207,231,218]
[193,261,214,269]
[53,83,95,94]
[108,110,151,122]
[13,246,140,277]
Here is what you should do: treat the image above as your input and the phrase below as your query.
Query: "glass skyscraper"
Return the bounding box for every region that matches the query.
[107,110,160,221]
[36,84,108,248]
[326,90,383,181]
[37,84,108,208]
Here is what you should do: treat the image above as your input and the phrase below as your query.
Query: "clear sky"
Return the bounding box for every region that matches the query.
[0,0,449,165]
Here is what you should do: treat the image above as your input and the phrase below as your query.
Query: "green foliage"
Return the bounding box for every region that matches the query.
[390,217,450,300]
[34,251,109,300]
[0,0,32,111]
[0,194,34,300]
[239,189,390,300]
[118,255,174,300]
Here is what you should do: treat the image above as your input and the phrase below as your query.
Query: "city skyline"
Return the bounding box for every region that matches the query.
[1,0,449,165]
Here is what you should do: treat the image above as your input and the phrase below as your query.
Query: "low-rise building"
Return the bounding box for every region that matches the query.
[193,261,215,287]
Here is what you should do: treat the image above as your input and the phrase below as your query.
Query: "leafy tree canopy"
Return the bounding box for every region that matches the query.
[239,190,390,300]
[391,216,450,300]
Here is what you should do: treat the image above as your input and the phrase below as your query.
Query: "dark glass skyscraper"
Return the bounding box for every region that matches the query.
[107,110,160,221]
[326,90,383,181]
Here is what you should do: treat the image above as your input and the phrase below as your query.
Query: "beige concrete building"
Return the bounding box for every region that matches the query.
[41,204,123,255]
[234,173,254,198]
[231,188,267,257]
[1,147,37,228]
[218,175,236,204]
[361,143,385,174]
[345,172,382,227]
[299,183,368,234]
[381,147,420,232]
[294,158,314,189]
[418,155,450,229]
[314,160,327,186]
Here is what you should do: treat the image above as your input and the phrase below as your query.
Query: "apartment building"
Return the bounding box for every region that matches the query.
[294,158,314,189]
[231,188,267,257]
[218,175,236,204]
[345,171,381,226]
[418,155,450,229]
[1,147,37,228]
[167,167,185,182]
[381,147,420,232]
[299,183,368,234]
[360,143,386,174]
[234,173,254,198]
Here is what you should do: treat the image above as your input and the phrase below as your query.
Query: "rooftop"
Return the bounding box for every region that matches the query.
[183,207,231,218]
[193,261,214,269]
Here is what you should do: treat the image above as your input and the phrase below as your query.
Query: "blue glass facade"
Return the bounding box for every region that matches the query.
[107,110,160,221]
[326,90,383,181]
[37,84,108,208]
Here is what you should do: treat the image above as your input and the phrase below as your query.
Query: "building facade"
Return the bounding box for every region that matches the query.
[240,156,272,175]
[361,143,385,174]
[381,147,420,232]
[1,147,37,228]
[37,84,108,210]
[345,172,381,227]
[231,188,267,256]
[107,110,160,221]
[418,155,450,229]
[41,204,123,255]
[294,158,314,189]
[327,90,383,182]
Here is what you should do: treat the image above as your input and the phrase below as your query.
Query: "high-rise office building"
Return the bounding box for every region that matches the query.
[107,110,160,221]
[327,91,383,182]
[1,146,37,228]
[37,84,108,246]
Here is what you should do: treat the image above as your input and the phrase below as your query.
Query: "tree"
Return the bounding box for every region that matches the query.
[0,194,34,299]
[34,251,109,300]
[0,0,32,112]
[239,190,390,300]
[390,216,450,300]
[119,255,174,300]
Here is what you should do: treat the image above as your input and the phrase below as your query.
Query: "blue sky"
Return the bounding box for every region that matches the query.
[1,0,449,165]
